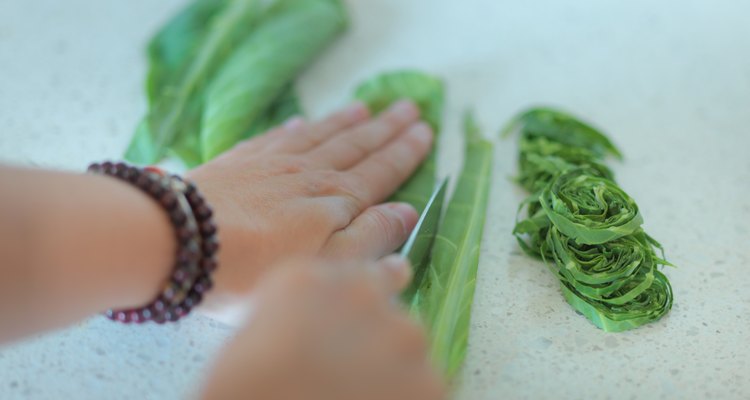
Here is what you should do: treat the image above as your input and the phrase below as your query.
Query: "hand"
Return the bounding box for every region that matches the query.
[201,256,446,400]
[187,100,433,304]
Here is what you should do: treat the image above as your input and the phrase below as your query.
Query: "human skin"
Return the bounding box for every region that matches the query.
[201,256,446,400]
[0,99,432,342]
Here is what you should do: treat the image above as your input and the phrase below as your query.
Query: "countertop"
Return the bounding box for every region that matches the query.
[1,0,749,399]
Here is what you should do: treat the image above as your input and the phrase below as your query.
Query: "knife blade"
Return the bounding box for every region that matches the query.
[400,178,448,300]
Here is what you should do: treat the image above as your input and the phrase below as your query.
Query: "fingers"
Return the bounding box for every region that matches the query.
[265,102,371,154]
[322,202,418,260]
[308,100,421,170]
[373,254,413,294]
[347,122,433,206]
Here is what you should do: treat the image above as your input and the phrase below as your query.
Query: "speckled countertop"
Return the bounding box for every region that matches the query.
[1,0,749,399]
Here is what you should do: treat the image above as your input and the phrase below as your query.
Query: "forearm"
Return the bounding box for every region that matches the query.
[0,165,174,343]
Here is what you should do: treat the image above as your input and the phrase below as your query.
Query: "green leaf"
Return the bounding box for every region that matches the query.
[126,0,270,165]
[508,107,673,332]
[417,112,493,379]
[144,0,230,105]
[560,270,673,332]
[243,84,303,140]
[201,0,347,160]
[517,137,614,192]
[353,70,444,213]
[539,168,643,245]
[503,107,623,160]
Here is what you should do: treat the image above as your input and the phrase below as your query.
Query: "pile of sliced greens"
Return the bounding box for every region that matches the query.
[354,71,494,379]
[125,0,347,166]
[504,108,673,332]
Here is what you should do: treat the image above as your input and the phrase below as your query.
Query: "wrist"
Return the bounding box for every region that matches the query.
[88,162,219,323]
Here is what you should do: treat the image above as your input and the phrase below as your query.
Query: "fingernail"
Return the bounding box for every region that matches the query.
[284,116,305,132]
[346,101,369,120]
[389,99,419,120]
[409,122,433,145]
[381,254,410,276]
[385,202,418,233]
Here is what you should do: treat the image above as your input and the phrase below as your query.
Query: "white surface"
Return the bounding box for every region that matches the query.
[1,0,749,399]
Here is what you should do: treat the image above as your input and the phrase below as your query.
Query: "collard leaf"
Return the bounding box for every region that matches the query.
[354,70,444,212]
[418,112,493,378]
[201,0,347,160]
[126,0,269,165]
[145,0,230,104]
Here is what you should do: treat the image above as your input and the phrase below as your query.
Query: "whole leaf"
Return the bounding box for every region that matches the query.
[418,112,493,379]
[201,0,347,160]
[145,0,230,104]
[242,84,302,140]
[126,0,269,165]
[126,0,229,165]
[354,70,444,212]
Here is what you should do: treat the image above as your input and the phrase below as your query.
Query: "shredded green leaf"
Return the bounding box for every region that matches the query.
[506,107,673,332]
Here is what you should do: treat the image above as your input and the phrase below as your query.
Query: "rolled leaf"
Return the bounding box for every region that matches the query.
[354,70,444,212]
[418,112,493,378]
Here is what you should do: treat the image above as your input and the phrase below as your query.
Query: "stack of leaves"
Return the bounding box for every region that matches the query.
[125,0,347,167]
[354,71,494,378]
[504,108,673,332]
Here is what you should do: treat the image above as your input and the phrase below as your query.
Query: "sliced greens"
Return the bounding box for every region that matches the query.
[125,0,347,166]
[506,107,673,332]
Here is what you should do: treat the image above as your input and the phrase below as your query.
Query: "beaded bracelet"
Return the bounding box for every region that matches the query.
[87,161,219,324]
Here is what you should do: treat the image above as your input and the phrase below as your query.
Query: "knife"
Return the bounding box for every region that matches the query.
[400,178,449,301]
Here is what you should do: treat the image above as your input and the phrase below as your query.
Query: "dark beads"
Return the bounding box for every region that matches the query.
[160,192,177,209]
[183,292,202,309]
[153,299,166,312]
[170,209,186,225]
[147,180,164,196]
[139,308,152,321]
[199,221,216,236]
[101,161,114,173]
[202,239,219,255]
[200,257,218,272]
[135,174,151,188]
[115,311,129,323]
[186,191,202,205]
[195,204,213,220]
[177,247,199,265]
[177,226,194,242]
[89,163,218,325]
[194,276,213,294]
[128,310,141,323]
